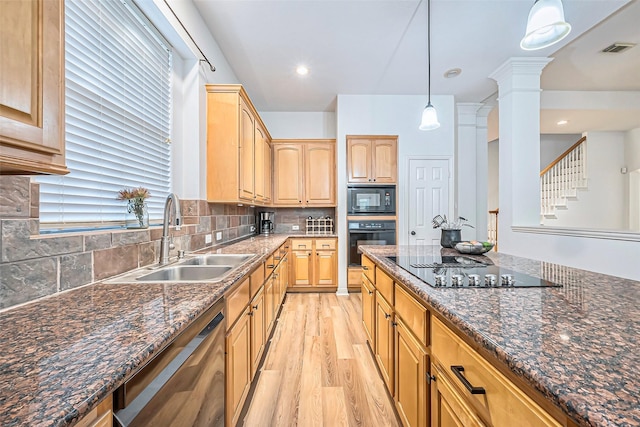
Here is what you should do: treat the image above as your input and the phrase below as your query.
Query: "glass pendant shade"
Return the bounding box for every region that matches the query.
[419,102,440,131]
[520,0,571,50]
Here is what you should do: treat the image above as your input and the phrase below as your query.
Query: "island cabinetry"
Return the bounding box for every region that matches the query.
[289,238,337,289]
[272,140,336,207]
[205,84,272,205]
[431,317,562,427]
[347,136,397,183]
[75,395,113,427]
[361,273,376,345]
[249,286,265,376]
[0,0,68,175]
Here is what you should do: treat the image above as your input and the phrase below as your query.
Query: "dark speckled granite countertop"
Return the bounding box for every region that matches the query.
[361,245,640,427]
[0,234,288,427]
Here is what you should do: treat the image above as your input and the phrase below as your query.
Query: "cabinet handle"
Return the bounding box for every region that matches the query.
[267,264,275,268]
[253,304,259,310]
[362,266,369,270]
[368,290,373,295]
[274,256,281,260]
[451,366,486,394]
[426,373,436,384]
[248,312,253,316]
[384,313,391,319]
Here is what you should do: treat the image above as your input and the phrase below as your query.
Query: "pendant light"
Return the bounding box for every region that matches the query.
[419,0,440,131]
[520,0,571,50]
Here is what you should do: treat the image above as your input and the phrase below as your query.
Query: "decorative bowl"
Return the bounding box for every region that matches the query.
[455,241,494,255]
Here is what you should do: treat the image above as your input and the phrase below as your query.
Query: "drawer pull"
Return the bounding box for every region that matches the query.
[267,264,275,268]
[451,365,486,394]
[362,266,369,270]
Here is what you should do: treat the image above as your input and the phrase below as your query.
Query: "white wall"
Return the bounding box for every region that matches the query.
[487,139,499,212]
[259,112,336,139]
[625,128,640,230]
[335,94,455,293]
[544,131,626,229]
[540,134,581,171]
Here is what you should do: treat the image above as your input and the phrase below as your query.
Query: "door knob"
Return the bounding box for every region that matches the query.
[411,231,416,235]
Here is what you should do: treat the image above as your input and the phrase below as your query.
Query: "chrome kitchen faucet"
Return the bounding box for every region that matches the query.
[159,193,182,265]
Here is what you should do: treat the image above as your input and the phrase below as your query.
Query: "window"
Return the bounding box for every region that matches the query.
[38,0,172,230]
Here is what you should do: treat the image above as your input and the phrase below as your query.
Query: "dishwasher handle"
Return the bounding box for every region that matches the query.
[114,309,225,427]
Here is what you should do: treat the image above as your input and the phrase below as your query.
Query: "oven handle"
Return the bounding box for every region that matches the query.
[348,230,395,233]
[113,310,225,427]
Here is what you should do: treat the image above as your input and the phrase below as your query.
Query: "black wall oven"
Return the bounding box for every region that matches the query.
[347,185,396,215]
[348,220,396,266]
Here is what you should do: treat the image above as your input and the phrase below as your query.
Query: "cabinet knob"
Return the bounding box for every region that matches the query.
[384,313,391,319]
[253,304,259,310]
[368,290,373,295]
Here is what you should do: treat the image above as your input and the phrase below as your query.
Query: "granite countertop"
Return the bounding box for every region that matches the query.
[360,245,640,427]
[0,234,288,427]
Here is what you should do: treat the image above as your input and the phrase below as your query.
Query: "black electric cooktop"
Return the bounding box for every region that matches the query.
[387,255,561,289]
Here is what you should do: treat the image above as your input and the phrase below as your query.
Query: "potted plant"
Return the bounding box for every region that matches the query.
[432,215,474,248]
[117,187,151,229]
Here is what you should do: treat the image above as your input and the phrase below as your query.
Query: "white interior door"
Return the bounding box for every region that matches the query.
[408,158,450,245]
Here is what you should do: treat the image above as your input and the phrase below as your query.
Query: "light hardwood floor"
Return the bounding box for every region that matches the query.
[242,293,400,427]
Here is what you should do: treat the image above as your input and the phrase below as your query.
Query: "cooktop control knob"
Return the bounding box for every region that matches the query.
[434,274,446,287]
[451,274,464,287]
[468,274,480,287]
[484,274,497,287]
[501,274,515,286]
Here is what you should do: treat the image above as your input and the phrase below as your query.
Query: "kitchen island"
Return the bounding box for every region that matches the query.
[360,245,640,427]
[0,235,288,427]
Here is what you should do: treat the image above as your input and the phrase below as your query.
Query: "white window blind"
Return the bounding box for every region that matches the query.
[38,0,172,229]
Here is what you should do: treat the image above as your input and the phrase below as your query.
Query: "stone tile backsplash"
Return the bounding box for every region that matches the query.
[0,176,256,310]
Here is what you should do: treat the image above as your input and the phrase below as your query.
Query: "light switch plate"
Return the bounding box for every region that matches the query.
[292,225,299,231]
[205,234,212,244]
[216,231,222,241]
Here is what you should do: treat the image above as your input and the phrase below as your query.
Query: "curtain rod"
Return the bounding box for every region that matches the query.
[163,0,216,72]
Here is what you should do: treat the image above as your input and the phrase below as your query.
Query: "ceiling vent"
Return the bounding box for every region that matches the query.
[601,42,636,53]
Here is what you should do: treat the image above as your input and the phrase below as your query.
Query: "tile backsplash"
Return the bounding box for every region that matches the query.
[0,176,255,310]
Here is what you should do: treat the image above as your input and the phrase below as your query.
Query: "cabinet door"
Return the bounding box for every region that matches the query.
[264,275,274,336]
[347,139,372,183]
[395,319,429,427]
[431,363,487,427]
[239,97,255,201]
[372,139,397,183]
[375,292,394,393]
[264,139,272,203]
[314,249,336,286]
[226,307,252,426]
[305,143,335,206]
[273,144,304,205]
[250,288,265,377]
[290,249,313,286]
[254,123,266,201]
[0,0,67,175]
[361,274,376,346]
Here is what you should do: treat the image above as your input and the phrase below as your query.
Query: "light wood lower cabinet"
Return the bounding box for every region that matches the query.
[289,238,337,288]
[249,288,265,377]
[226,306,251,427]
[75,395,113,427]
[431,363,486,427]
[431,317,561,427]
[375,291,394,392]
[361,273,375,346]
[395,318,429,427]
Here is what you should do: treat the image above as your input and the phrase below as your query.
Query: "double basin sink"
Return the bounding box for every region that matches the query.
[110,254,255,284]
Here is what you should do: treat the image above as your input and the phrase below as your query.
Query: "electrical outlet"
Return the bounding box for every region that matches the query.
[292,225,299,231]
[205,234,212,244]
[216,231,223,241]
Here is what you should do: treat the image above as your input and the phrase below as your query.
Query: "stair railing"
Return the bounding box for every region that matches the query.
[540,136,587,218]
[488,209,499,251]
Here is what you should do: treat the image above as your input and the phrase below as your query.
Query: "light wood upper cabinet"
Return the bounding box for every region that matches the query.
[206,85,272,206]
[273,139,336,207]
[347,136,397,183]
[0,0,68,175]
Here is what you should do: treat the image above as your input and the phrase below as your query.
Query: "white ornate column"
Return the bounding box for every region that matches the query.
[456,103,483,240]
[490,57,552,252]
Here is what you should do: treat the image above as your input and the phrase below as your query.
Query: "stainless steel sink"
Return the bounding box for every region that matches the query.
[178,254,253,267]
[135,265,233,282]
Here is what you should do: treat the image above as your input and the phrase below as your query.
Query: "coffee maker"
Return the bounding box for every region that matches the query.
[257,211,275,235]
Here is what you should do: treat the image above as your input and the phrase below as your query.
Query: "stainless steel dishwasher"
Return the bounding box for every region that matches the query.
[114,300,225,427]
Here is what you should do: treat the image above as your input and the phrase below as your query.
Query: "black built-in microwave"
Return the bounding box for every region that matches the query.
[347,185,396,215]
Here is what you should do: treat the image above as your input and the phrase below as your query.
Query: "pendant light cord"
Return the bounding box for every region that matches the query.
[427,0,432,104]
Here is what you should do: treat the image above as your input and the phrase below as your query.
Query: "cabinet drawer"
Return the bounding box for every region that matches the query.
[361,255,375,283]
[432,317,561,427]
[291,239,313,250]
[376,268,394,305]
[250,263,265,298]
[315,238,336,250]
[394,284,429,348]
[226,277,251,329]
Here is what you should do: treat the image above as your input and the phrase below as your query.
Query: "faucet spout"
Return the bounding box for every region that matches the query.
[159,193,182,265]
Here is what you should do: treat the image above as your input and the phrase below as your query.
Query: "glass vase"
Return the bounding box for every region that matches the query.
[125,199,149,229]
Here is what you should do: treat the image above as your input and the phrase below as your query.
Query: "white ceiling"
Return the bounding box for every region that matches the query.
[192,0,640,132]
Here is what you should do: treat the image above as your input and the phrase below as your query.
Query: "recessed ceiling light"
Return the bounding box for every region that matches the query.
[444,68,461,78]
[296,65,309,76]
[557,119,569,126]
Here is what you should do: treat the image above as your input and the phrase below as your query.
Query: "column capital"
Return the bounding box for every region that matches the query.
[457,103,483,126]
[489,57,553,87]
